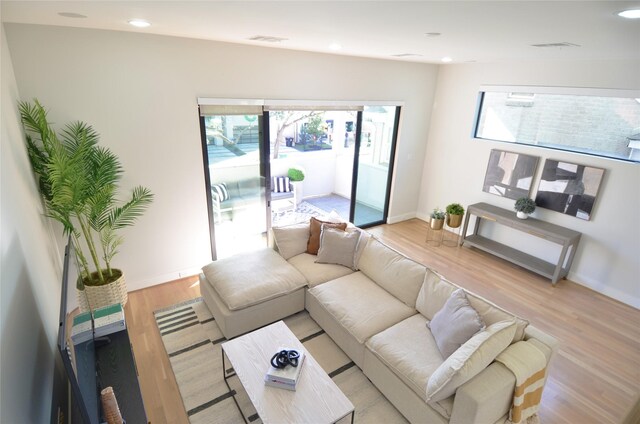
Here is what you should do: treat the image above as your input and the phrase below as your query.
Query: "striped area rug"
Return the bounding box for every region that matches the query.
[154,298,407,424]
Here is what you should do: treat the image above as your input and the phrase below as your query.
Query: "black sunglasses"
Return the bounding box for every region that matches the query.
[270,349,301,369]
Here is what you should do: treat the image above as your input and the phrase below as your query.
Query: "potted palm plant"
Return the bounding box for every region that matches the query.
[430,208,446,230]
[20,100,153,311]
[514,197,536,219]
[445,203,465,228]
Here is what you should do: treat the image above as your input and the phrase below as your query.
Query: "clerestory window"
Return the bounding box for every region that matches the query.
[473,86,640,163]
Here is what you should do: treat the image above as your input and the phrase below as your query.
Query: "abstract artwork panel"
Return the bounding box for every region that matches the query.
[482,149,539,200]
[535,159,605,221]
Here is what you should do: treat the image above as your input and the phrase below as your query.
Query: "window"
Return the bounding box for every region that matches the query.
[474,86,640,163]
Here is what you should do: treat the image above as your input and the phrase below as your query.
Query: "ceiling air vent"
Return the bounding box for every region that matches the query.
[248,35,288,43]
[391,53,423,57]
[530,42,580,48]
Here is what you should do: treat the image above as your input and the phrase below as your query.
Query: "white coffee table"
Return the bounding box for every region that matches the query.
[221,321,355,424]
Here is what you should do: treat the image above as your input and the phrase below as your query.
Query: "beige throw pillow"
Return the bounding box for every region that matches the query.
[315,226,360,270]
[272,223,310,260]
[426,320,517,403]
[428,289,485,358]
[307,217,347,254]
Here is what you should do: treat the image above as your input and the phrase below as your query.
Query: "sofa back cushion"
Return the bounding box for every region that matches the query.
[358,237,427,308]
[417,269,528,343]
[237,178,260,197]
[272,223,310,260]
[426,320,517,403]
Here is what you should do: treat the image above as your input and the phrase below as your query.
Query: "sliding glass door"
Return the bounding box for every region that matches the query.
[199,109,269,260]
[351,106,400,227]
[198,101,401,261]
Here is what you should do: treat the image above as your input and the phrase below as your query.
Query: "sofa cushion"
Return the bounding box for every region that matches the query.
[428,289,485,358]
[201,248,307,311]
[352,229,371,270]
[307,217,347,255]
[288,253,354,287]
[237,178,260,197]
[426,320,517,403]
[417,269,528,342]
[272,223,310,260]
[316,226,360,270]
[357,237,426,308]
[307,271,415,344]
[366,314,442,402]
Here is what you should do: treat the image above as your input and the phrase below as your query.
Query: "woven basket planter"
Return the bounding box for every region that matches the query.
[78,270,128,312]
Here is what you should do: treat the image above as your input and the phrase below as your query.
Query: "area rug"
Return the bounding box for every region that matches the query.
[271,200,327,227]
[154,298,407,424]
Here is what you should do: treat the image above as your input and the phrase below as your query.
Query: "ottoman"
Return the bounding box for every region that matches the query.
[200,248,308,339]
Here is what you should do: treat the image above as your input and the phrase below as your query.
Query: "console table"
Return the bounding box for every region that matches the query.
[460,202,581,284]
[95,329,147,423]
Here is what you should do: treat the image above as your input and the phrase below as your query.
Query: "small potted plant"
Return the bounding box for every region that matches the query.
[430,208,446,230]
[287,166,305,205]
[514,197,536,219]
[445,203,465,228]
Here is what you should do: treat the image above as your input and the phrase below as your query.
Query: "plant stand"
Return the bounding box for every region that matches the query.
[425,225,444,247]
[442,223,462,247]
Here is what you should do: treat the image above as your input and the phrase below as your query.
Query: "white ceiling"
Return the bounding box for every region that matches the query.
[2,1,639,64]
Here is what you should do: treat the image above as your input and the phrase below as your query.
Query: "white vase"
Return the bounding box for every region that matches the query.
[516,211,528,219]
[291,181,304,205]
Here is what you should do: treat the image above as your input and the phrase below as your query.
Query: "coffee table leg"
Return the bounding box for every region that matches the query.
[221,347,248,424]
[333,410,355,424]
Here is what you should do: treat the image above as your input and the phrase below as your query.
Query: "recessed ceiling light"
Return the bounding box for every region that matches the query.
[248,35,288,43]
[392,53,423,58]
[441,57,453,63]
[329,42,342,51]
[128,19,151,28]
[424,32,441,37]
[617,9,640,19]
[58,12,87,18]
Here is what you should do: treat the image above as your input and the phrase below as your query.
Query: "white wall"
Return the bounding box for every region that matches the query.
[271,150,337,199]
[4,23,438,290]
[1,24,64,423]
[418,60,640,308]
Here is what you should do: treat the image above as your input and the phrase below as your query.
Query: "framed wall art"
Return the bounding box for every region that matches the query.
[482,149,539,200]
[535,159,605,221]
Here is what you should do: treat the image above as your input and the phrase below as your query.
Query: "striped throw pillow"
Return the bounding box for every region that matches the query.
[273,176,292,193]
[212,183,229,202]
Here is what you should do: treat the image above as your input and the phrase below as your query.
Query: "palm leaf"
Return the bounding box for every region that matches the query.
[107,186,154,230]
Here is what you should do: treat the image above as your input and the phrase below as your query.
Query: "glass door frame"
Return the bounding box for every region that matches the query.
[349,107,401,228]
[198,111,272,261]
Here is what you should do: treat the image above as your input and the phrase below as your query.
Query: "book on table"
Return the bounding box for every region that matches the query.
[264,349,306,390]
[71,311,93,345]
[92,303,126,338]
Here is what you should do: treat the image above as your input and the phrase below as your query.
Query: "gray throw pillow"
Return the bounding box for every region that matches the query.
[315,226,361,270]
[427,288,485,358]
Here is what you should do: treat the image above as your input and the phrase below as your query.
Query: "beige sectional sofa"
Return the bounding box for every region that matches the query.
[199,222,557,423]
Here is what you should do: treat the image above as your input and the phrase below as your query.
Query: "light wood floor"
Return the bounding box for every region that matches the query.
[126,219,640,424]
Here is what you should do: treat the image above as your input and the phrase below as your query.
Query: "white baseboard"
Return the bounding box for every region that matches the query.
[415,211,430,222]
[128,266,202,292]
[568,272,639,309]
[387,211,417,224]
